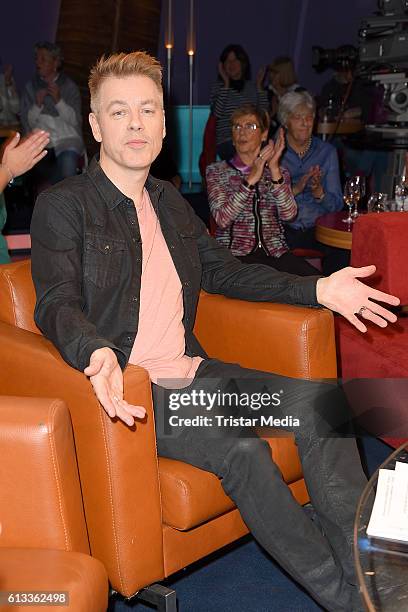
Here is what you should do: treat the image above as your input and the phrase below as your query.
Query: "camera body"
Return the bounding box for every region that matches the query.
[313,1,408,125]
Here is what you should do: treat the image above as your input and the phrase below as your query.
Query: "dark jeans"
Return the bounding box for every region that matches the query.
[238,248,320,276]
[153,359,366,612]
[284,225,350,276]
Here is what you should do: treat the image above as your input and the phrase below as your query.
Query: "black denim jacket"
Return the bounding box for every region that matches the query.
[30,157,320,372]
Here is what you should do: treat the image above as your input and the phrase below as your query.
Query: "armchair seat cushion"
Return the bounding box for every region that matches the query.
[159,436,303,531]
[0,548,108,612]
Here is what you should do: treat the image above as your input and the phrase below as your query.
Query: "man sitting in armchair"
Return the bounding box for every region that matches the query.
[30,51,400,612]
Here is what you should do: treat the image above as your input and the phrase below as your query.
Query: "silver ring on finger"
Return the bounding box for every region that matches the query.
[357,306,368,316]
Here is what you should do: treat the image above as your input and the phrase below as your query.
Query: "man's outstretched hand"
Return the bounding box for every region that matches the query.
[316,266,400,333]
[84,347,146,426]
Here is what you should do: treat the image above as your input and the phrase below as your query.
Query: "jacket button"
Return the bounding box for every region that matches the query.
[104,245,110,253]
[131,296,138,302]
[127,335,132,343]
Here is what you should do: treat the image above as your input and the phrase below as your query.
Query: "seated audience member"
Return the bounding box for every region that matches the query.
[20,42,84,185]
[210,44,268,160]
[206,104,318,275]
[279,91,346,275]
[267,56,303,131]
[0,63,20,125]
[0,129,49,263]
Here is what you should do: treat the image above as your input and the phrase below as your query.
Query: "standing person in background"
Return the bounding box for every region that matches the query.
[267,56,303,133]
[20,42,84,186]
[210,44,268,160]
[0,129,49,263]
[319,66,388,191]
[0,63,20,126]
[279,91,346,275]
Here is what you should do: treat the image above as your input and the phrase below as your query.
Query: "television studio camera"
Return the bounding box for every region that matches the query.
[313,0,408,192]
[313,0,408,132]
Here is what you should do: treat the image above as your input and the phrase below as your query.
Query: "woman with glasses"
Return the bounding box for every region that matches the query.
[278,91,345,275]
[210,45,269,161]
[206,104,319,275]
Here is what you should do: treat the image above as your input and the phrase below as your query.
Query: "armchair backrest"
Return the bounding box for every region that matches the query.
[0,396,89,553]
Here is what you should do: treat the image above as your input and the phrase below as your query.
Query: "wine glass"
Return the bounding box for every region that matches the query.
[342,179,355,225]
[352,176,365,218]
[395,179,408,212]
[367,192,388,213]
[342,178,360,225]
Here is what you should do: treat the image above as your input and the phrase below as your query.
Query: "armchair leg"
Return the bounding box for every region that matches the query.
[138,584,177,612]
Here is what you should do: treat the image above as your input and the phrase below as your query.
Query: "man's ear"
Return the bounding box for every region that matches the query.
[89,112,102,143]
[162,110,166,139]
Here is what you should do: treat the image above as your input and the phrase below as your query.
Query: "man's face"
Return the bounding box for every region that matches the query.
[89,75,165,174]
[36,49,59,80]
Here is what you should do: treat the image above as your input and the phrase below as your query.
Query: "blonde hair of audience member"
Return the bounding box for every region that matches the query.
[269,57,298,96]
[88,51,163,114]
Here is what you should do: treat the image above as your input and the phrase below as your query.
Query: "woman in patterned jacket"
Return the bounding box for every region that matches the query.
[206,104,319,275]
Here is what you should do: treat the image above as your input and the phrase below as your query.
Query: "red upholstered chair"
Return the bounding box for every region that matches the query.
[335,212,408,448]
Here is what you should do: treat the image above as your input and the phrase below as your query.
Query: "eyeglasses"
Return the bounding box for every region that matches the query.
[232,123,260,132]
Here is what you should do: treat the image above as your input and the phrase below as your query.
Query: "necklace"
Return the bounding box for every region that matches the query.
[295,137,312,158]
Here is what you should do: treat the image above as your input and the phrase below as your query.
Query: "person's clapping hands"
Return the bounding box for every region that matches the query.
[36,89,48,108]
[1,130,49,180]
[292,165,321,197]
[47,82,61,103]
[266,128,285,177]
[309,166,324,200]
[256,66,267,91]
[246,129,286,186]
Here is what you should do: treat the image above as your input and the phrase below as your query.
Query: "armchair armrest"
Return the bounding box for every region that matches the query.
[194,292,337,379]
[0,322,164,596]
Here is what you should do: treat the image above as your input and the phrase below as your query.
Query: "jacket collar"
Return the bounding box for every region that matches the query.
[87,155,164,211]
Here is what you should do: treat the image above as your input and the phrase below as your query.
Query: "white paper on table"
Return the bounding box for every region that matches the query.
[366,462,408,542]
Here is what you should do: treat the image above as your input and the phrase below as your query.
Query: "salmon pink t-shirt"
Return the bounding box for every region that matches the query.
[128,189,203,388]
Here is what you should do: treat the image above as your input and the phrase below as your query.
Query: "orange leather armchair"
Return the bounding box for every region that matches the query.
[0,260,337,607]
[0,395,108,612]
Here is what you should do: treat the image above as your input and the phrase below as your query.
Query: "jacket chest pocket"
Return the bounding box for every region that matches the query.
[84,234,126,289]
[180,232,201,270]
